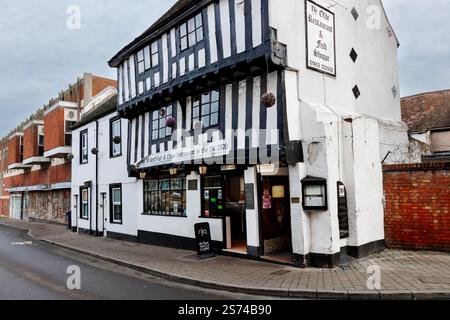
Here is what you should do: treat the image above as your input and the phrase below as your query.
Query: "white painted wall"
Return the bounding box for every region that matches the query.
[137,171,224,242]
[71,111,138,237]
[269,0,407,256]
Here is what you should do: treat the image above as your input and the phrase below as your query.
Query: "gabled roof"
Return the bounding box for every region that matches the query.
[71,95,118,130]
[401,89,450,132]
[108,0,201,67]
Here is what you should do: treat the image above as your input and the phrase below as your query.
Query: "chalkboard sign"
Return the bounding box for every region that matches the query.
[244,184,255,210]
[194,223,214,258]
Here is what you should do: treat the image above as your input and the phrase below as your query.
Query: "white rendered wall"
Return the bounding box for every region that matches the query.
[137,171,224,243]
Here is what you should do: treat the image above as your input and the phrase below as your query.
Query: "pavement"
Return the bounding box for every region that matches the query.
[1,217,450,300]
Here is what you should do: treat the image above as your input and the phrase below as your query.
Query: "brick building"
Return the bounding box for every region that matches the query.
[0,73,116,223]
[401,89,450,162]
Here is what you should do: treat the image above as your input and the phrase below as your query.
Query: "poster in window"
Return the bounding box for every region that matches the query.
[272,186,285,199]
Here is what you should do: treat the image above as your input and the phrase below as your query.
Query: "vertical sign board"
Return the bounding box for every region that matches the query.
[194,223,214,258]
[305,0,336,77]
[244,184,255,210]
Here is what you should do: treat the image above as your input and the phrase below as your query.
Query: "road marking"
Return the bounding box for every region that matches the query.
[10,241,33,246]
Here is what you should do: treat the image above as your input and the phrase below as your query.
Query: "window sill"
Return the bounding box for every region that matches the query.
[199,216,223,220]
[142,213,187,218]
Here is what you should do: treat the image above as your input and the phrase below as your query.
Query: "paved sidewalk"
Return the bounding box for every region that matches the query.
[1,218,449,300]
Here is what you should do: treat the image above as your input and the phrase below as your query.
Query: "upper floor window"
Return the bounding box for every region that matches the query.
[19,136,24,163]
[80,130,88,164]
[65,121,76,146]
[152,106,173,140]
[137,41,159,74]
[192,90,220,129]
[110,118,122,157]
[180,13,203,51]
[37,125,44,156]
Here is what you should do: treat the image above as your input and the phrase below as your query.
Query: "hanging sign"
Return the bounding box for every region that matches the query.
[305,0,336,77]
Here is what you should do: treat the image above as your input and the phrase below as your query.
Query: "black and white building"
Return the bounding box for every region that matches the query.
[72,0,407,267]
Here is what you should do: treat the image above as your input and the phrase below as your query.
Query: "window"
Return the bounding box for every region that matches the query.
[65,121,76,146]
[137,41,159,74]
[110,118,122,157]
[110,184,122,224]
[19,136,24,163]
[37,125,44,156]
[180,13,203,51]
[192,90,220,129]
[152,106,173,140]
[81,188,89,220]
[144,178,186,216]
[80,130,88,164]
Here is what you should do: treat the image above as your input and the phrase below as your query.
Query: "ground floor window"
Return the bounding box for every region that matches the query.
[80,187,89,220]
[143,178,186,216]
[110,184,122,224]
[202,175,224,218]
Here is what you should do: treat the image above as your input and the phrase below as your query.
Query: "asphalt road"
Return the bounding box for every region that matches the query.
[0,225,270,300]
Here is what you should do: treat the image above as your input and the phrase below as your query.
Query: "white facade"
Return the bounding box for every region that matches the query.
[71,98,139,239]
[89,0,407,267]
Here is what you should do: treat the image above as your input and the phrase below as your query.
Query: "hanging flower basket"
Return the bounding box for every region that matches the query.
[113,136,121,144]
[166,117,176,128]
[261,92,277,108]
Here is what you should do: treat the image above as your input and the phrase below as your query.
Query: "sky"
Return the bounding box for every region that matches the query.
[0,0,449,136]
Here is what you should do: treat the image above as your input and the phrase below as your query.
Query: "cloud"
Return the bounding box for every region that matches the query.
[0,0,448,136]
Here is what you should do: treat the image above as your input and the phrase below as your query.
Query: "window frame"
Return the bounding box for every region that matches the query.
[80,129,88,164]
[151,106,173,142]
[110,117,122,158]
[80,186,90,220]
[37,125,44,156]
[192,90,220,130]
[143,177,187,217]
[179,13,204,51]
[109,183,123,224]
[137,41,159,75]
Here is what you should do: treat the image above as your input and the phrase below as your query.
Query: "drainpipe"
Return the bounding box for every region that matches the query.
[95,120,99,236]
[20,191,24,220]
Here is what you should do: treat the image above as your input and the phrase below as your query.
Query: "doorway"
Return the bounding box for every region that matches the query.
[202,173,247,254]
[10,194,22,220]
[260,176,292,263]
[223,174,247,253]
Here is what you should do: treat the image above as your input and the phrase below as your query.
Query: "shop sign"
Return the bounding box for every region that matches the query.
[135,139,231,169]
[272,185,285,199]
[305,0,336,77]
[244,184,255,210]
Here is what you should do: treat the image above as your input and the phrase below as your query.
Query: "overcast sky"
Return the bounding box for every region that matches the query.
[0,0,449,136]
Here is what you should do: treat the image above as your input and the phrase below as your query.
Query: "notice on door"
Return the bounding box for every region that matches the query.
[305,0,336,77]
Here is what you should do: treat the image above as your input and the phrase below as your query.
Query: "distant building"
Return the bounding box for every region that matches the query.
[0,73,116,223]
[401,89,450,162]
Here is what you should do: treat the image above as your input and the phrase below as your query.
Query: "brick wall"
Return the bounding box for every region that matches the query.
[3,162,71,189]
[23,125,38,160]
[92,76,117,97]
[44,107,65,152]
[7,136,20,165]
[383,162,450,252]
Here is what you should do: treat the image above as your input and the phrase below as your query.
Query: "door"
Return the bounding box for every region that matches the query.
[10,194,22,220]
[261,176,292,255]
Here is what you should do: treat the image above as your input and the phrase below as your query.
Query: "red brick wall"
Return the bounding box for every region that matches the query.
[23,125,38,160]
[3,162,71,189]
[92,76,117,97]
[44,107,65,152]
[384,162,450,252]
[7,136,20,165]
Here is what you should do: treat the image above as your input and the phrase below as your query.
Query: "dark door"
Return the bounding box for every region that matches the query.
[261,176,292,254]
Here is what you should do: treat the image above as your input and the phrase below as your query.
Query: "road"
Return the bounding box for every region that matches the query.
[0,225,269,300]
